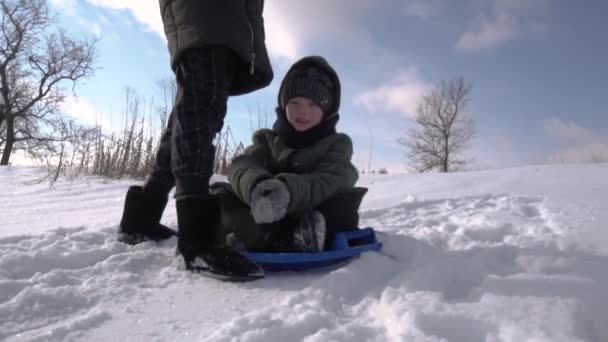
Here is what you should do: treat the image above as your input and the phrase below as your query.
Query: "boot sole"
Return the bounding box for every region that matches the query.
[187,265,265,282]
[117,226,178,245]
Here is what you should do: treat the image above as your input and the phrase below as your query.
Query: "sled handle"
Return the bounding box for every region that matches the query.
[332,227,377,250]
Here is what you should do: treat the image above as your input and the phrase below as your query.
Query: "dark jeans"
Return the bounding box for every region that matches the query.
[211,183,367,252]
[144,46,241,199]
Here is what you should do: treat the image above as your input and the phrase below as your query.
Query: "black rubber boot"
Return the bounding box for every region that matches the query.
[259,219,298,253]
[176,196,264,281]
[118,186,176,245]
[317,187,368,249]
[211,182,268,252]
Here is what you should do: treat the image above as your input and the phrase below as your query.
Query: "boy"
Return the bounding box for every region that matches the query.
[117,1,273,280]
[212,56,364,253]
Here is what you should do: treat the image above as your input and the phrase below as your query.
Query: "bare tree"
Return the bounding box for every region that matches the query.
[398,77,474,173]
[155,77,176,130]
[0,0,97,165]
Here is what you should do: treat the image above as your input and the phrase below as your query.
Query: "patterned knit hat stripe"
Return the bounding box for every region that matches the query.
[281,75,332,113]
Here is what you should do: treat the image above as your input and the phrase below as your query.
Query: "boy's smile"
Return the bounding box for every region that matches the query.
[286,97,324,132]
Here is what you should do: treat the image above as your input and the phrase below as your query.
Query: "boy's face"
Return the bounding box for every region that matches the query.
[285,97,324,132]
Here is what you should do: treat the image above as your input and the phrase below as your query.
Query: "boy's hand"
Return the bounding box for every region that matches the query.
[250,179,290,224]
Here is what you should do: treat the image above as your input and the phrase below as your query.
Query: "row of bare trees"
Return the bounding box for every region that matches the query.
[36,84,249,183]
[90,87,169,179]
[29,84,172,182]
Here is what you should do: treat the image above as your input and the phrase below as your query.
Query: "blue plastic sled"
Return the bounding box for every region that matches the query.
[245,227,382,271]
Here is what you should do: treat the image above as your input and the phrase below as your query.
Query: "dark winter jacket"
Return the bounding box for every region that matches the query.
[227,129,359,217]
[158,0,273,95]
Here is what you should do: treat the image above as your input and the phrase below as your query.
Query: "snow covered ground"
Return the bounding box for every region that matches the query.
[1,163,607,341]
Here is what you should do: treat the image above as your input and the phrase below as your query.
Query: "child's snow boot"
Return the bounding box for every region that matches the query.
[291,210,326,252]
[118,186,176,245]
[318,187,368,248]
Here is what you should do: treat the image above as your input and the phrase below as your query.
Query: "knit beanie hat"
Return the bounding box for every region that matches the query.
[278,56,341,117]
[280,67,333,114]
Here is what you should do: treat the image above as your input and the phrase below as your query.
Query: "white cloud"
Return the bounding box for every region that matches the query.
[470,134,532,169]
[456,13,519,52]
[91,22,103,38]
[402,0,440,19]
[61,96,114,130]
[354,68,430,119]
[53,0,162,39]
[78,19,103,39]
[84,0,164,41]
[52,0,104,39]
[456,0,546,52]
[547,143,608,164]
[493,0,544,15]
[543,117,608,163]
[544,118,593,143]
[50,0,77,13]
[263,4,299,61]
[264,1,375,60]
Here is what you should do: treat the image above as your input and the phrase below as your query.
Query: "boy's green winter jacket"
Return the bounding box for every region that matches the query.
[228,129,359,217]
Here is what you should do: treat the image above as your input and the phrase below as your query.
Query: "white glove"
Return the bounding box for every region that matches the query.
[250,178,290,224]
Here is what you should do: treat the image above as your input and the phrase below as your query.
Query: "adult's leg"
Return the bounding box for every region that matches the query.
[143,112,176,195]
[172,47,262,279]
[170,47,235,199]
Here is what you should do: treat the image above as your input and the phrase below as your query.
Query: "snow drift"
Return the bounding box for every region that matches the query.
[1,163,607,341]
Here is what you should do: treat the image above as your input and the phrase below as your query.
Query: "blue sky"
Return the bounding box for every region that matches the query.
[49,0,608,172]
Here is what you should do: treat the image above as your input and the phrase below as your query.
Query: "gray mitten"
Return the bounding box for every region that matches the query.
[250,178,290,224]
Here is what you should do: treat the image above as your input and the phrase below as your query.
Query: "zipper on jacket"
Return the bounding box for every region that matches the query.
[243,0,256,74]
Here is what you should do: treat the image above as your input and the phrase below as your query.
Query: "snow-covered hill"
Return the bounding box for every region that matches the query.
[1,164,607,341]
